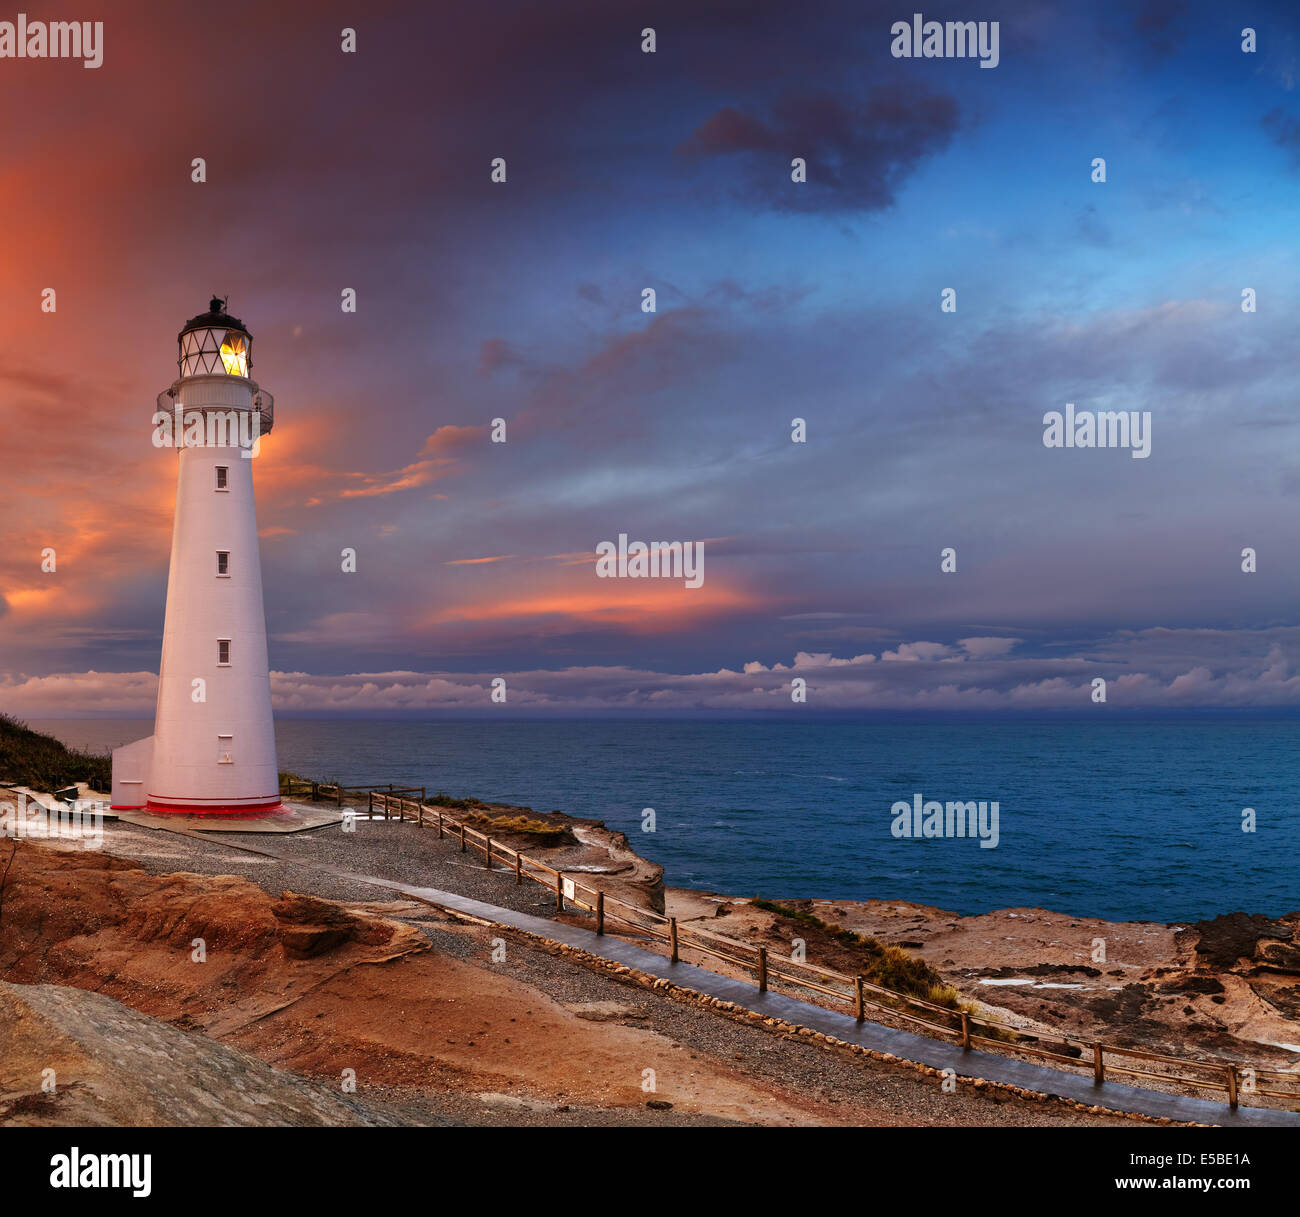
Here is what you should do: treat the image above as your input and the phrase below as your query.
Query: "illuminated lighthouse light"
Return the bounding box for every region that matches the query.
[179,315,253,378]
[111,298,282,818]
[219,331,249,377]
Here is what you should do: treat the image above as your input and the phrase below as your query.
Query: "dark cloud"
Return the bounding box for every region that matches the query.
[478,338,526,375]
[678,85,961,213]
[1262,107,1300,167]
[1076,204,1112,247]
[1132,0,1190,59]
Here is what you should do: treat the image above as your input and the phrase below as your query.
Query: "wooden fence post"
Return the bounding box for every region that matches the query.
[960,1011,971,1051]
[669,918,679,963]
[1093,1043,1104,1085]
[757,946,768,994]
[556,872,564,909]
[336,785,343,808]
[596,891,605,935]
[485,839,493,870]
[460,822,466,852]
[311,781,319,802]
[514,852,522,884]
[417,801,424,828]
[1226,1067,1239,1110]
[367,791,373,817]
[855,975,865,1023]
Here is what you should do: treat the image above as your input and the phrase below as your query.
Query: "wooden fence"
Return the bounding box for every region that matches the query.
[281,778,424,808]
[287,780,1300,1113]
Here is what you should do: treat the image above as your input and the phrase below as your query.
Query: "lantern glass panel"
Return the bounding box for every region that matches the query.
[219,330,249,377]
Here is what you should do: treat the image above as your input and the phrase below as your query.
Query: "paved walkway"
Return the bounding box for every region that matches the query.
[162,825,1300,1127]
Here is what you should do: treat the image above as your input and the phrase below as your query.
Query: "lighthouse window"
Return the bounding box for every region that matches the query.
[217,735,234,765]
[216,551,230,576]
[217,639,231,666]
[215,466,228,490]
[219,331,250,377]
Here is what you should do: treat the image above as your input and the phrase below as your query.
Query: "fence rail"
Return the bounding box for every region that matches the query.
[280,779,1300,1113]
[281,779,425,809]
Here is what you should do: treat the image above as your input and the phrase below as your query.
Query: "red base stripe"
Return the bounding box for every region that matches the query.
[144,799,284,819]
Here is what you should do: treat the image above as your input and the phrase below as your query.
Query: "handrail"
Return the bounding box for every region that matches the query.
[306,785,1299,1112]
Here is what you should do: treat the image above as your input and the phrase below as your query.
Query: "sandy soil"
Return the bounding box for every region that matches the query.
[0,834,1129,1126]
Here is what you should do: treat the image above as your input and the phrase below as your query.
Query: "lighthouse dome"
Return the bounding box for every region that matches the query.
[177,296,253,378]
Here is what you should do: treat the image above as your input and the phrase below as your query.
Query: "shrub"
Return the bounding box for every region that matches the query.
[750,896,962,1010]
[460,810,567,837]
[0,714,111,794]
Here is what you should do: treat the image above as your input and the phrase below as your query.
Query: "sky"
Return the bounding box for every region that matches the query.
[4,0,1300,716]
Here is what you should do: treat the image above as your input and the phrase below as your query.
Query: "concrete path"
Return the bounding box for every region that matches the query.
[162,825,1300,1127]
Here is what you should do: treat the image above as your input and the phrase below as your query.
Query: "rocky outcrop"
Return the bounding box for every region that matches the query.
[0,839,429,1031]
[665,892,1300,1069]
[1193,912,1300,973]
[273,891,402,959]
[0,981,411,1126]
[566,820,666,915]
[427,801,666,914]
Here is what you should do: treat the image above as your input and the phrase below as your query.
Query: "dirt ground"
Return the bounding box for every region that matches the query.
[0,834,1133,1127]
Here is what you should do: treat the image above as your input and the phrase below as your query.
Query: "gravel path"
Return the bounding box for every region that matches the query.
[85,815,1137,1126]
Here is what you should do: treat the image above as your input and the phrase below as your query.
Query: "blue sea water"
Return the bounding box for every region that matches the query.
[30,717,1300,923]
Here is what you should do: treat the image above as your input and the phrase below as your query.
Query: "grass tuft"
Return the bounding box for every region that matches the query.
[460,810,567,837]
[429,791,486,811]
[750,897,964,1011]
[0,714,111,794]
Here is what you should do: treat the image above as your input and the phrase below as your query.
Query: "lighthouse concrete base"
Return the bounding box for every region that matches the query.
[115,801,347,834]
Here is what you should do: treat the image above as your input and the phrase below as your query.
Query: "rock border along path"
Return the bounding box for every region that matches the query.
[147,822,1300,1128]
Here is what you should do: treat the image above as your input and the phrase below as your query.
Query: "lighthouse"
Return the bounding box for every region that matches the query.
[111,299,282,816]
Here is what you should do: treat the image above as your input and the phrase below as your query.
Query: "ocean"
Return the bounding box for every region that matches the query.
[28,716,1300,924]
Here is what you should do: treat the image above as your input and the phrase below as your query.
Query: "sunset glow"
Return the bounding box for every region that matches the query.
[3,0,1300,717]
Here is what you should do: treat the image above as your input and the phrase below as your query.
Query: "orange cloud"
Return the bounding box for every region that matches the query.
[420,424,487,456]
[336,459,449,499]
[426,579,762,633]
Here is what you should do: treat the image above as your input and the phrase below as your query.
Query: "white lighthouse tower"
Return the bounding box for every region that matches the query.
[111,299,282,817]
